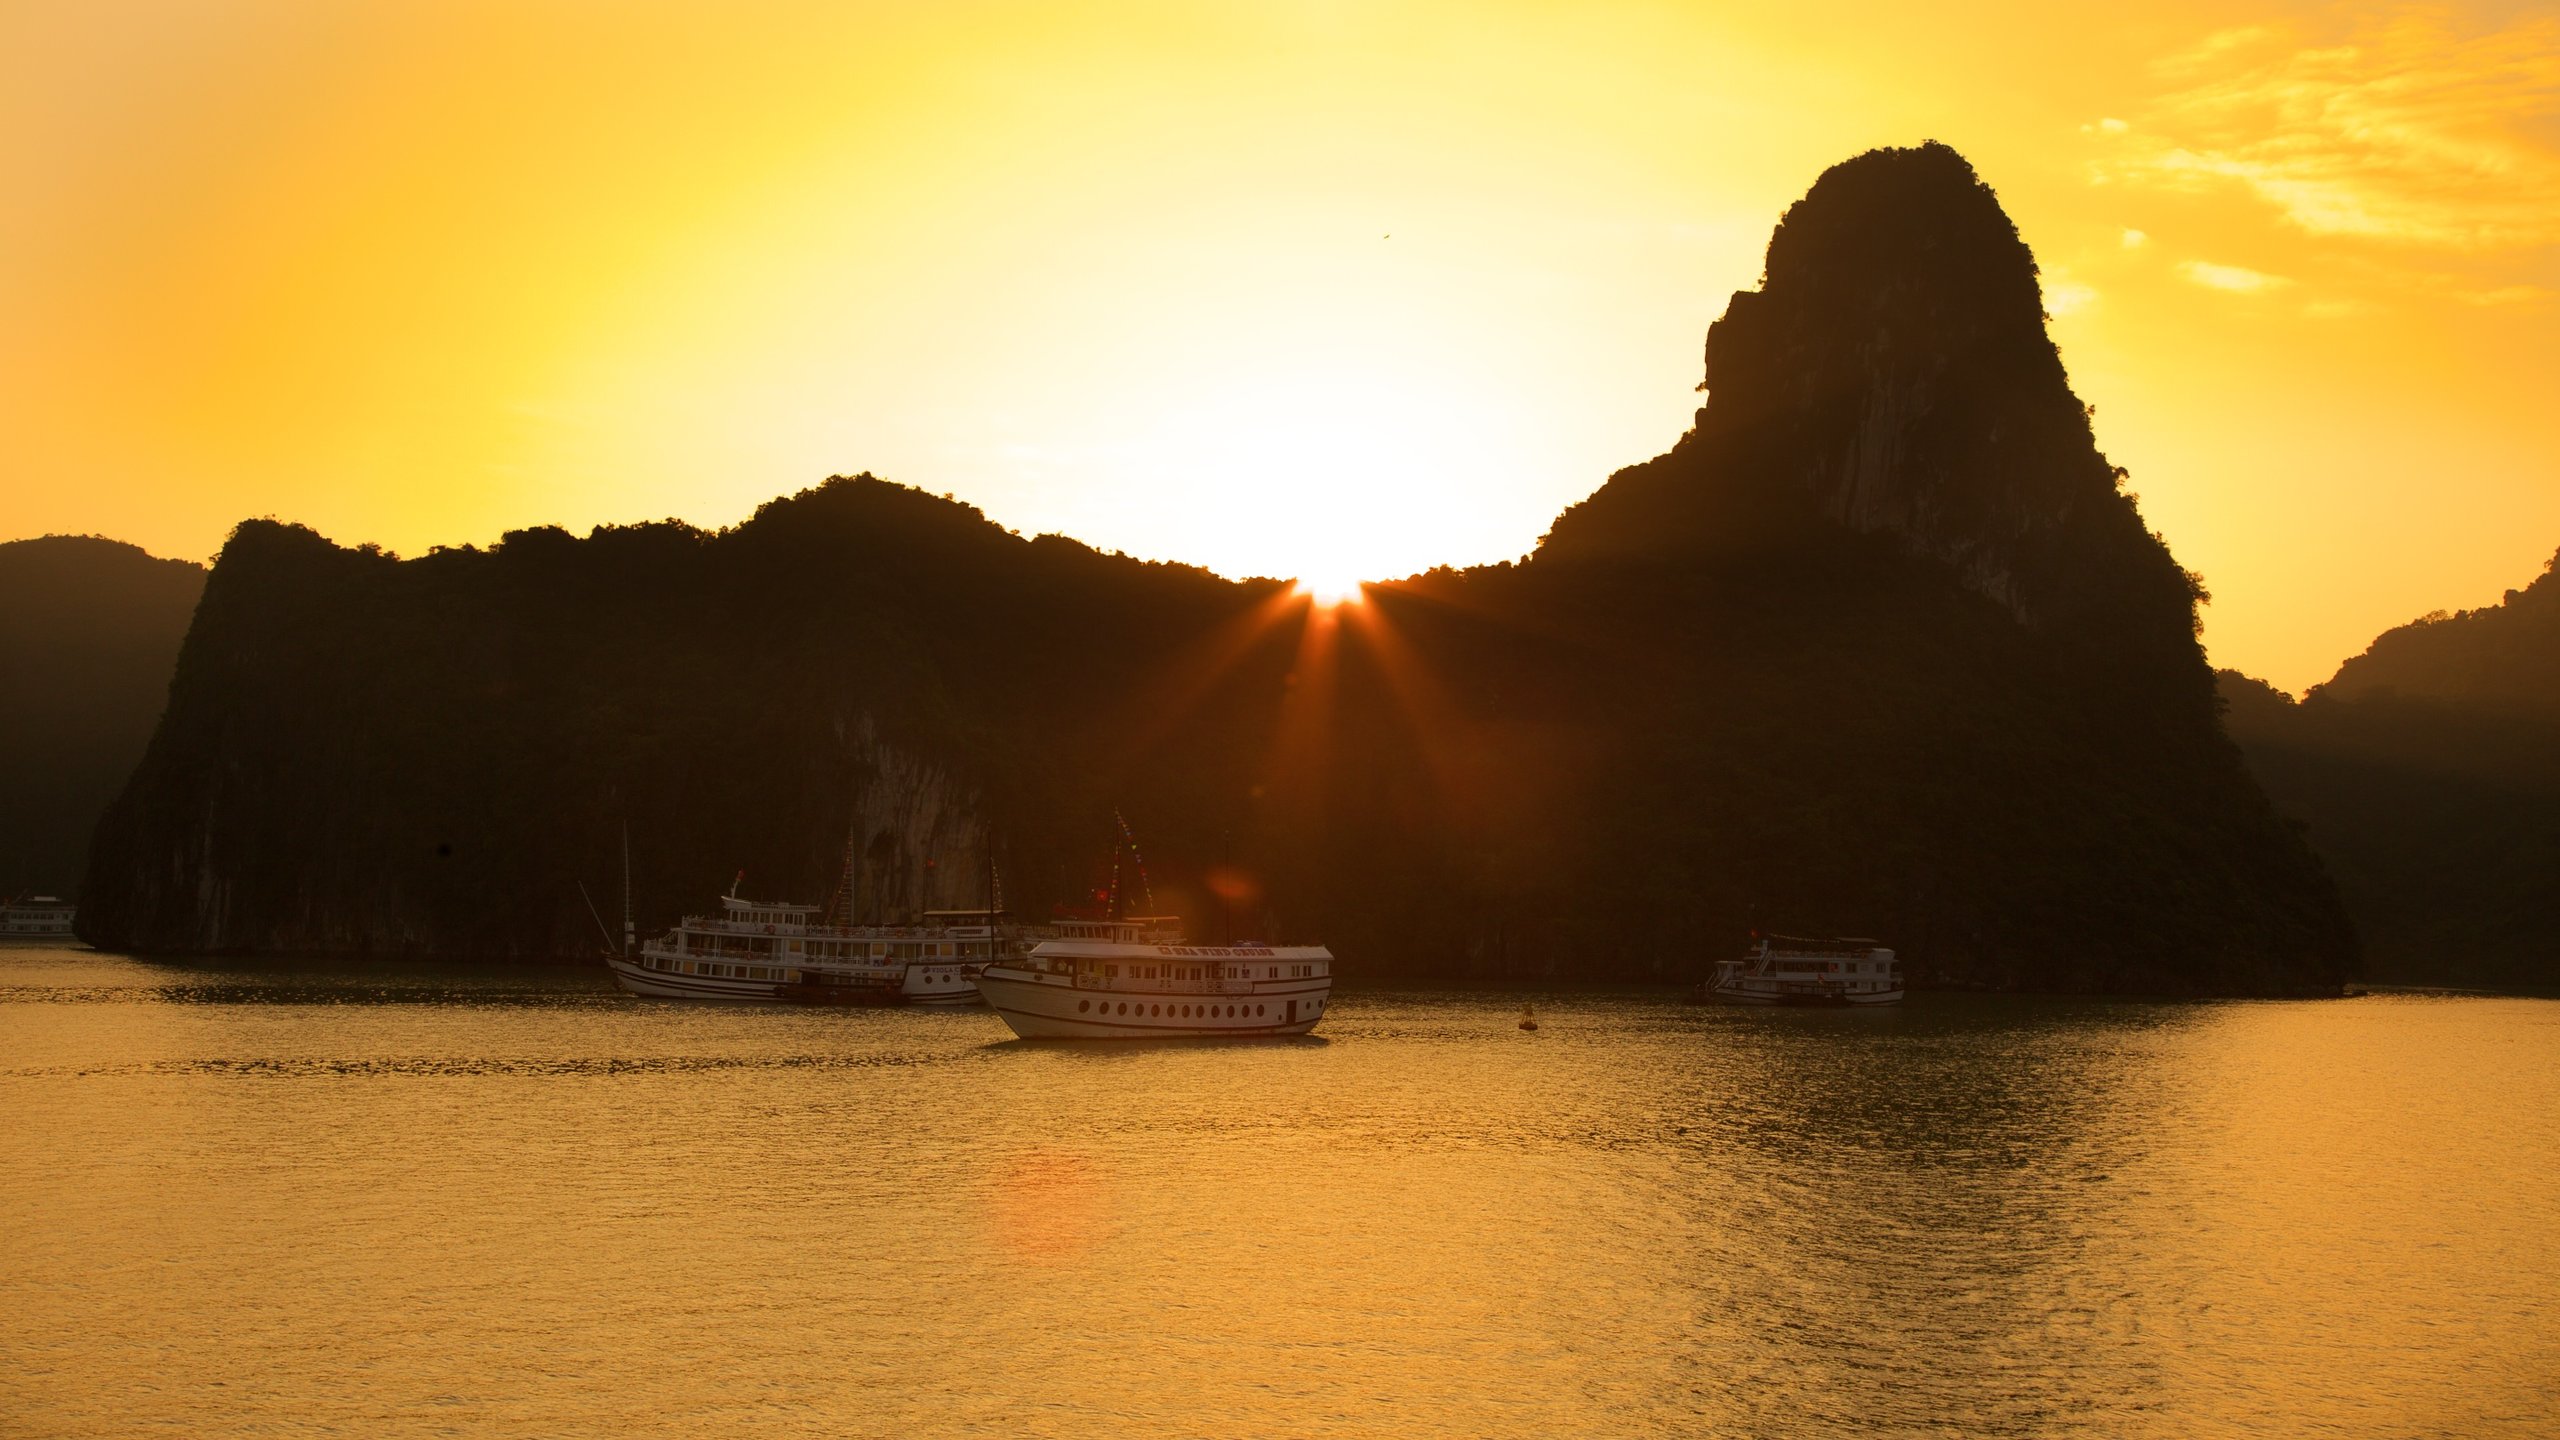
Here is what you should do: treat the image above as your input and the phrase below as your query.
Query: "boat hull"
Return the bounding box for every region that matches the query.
[900,962,986,1006]
[975,969,1329,1039]
[606,952,902,1005]
[1698,983,1904,1007]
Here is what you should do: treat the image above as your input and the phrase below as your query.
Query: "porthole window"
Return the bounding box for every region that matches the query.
[1117,1003,1128,1015]
[1078,1000,1090,1012]
[1256,1005,1265,1016]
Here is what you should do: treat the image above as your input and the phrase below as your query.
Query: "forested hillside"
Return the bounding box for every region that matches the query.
[2220,550,2559,988]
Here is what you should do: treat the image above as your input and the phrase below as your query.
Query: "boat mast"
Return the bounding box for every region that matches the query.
[982,813,998,960]
[823,821,859,931]
[620,823,634,957]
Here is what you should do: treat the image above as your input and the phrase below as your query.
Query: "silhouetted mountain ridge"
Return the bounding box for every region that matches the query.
[81,144,2352,993]
[2217,550,2560,986]
[2320,549,2560,717]
[0,536,205,896]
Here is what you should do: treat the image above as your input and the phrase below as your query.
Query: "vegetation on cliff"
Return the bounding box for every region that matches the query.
[82,144,2354,993]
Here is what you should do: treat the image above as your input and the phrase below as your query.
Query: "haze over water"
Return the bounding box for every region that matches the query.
[4,947,2554,1437]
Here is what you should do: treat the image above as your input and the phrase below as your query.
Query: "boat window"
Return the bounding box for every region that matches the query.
[1106,965,1119,978]
[1078,1001,1090,1012]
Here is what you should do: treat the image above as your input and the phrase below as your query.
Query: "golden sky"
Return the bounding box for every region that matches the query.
[4,1,2554,690]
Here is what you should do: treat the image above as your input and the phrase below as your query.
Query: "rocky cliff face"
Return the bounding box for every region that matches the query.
[1546,143,2200,658]
[81,144,2354,993]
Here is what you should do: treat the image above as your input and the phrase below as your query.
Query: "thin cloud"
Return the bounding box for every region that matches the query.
[2097,13,2560,249]
[2455,284,2551,306]
[2181,260,2292,293]
[2044,278,2100,315]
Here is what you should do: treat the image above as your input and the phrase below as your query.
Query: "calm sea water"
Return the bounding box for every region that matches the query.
[3,946,2555,1438]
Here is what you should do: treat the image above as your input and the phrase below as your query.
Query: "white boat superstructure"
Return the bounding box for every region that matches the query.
[0,895,77,943]
[1700,935,1903,1006]
[605,895,1020,1005]
[975,916,1334,1038]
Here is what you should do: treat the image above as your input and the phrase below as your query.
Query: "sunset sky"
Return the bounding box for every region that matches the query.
[5,1,2554,691]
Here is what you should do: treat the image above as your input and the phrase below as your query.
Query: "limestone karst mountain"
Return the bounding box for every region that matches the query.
[0,536,205,897]
[79,144,2355,993]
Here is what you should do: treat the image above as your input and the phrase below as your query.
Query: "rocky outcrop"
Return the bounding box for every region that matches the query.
[1546,143,2199,659]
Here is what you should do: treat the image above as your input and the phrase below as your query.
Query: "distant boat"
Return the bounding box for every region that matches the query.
[0,895,77,943]
[1518,1005,1538,1031]
[1693,935,1903,1006]
[975,915,1334,1038]
[605,891,1022,1005]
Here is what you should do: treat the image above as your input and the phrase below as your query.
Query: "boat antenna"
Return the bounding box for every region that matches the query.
[1106,809,1154,919]
[727,869,744,900]
[576,881,618,956]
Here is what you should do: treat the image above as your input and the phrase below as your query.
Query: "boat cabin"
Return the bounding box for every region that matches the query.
[1,896,77,936]
[1052,914,1185,945]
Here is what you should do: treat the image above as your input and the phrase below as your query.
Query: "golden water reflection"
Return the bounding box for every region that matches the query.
[3,950,2554,1437]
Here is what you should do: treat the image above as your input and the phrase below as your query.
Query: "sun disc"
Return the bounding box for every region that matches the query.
[1295,573,1367,608]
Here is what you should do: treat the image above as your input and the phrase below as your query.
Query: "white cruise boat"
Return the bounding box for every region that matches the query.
[606,894,1019,1005]
[1698,935,1903,1006]
[975,915,1335,1038]
[1,895,78,944]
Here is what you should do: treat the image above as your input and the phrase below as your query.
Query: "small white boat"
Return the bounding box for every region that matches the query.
[901,909,1011,1005]
[1697,935,1903,1006]
[0,895,78,944]
[975,915,1334,1038]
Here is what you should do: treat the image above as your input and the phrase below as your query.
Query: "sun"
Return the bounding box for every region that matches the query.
[1295,571,1368,608]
